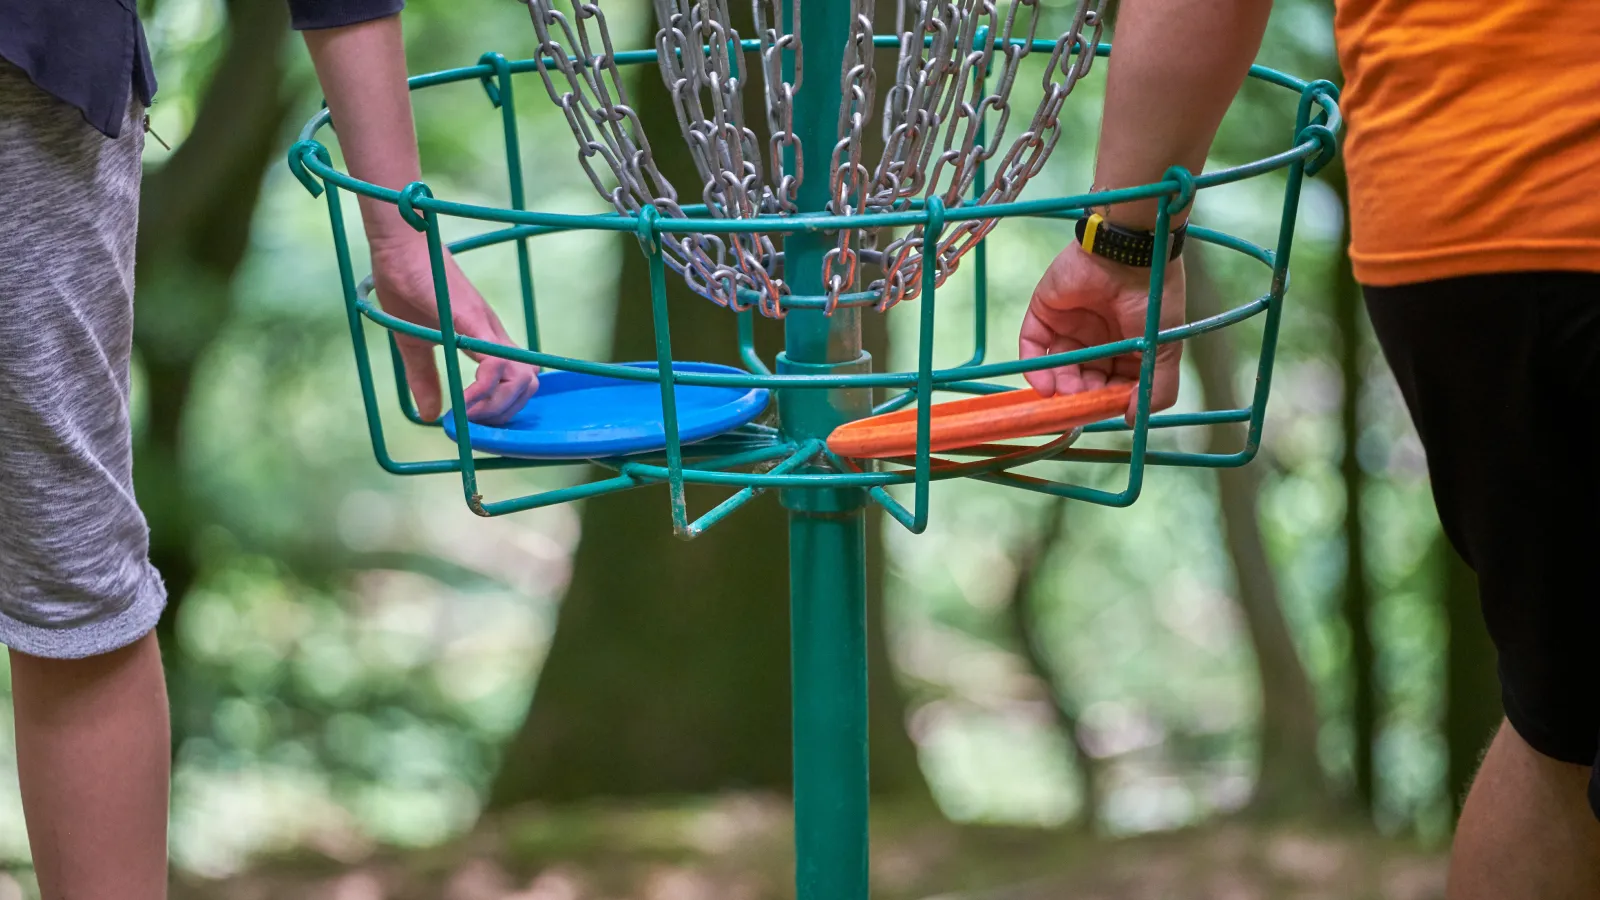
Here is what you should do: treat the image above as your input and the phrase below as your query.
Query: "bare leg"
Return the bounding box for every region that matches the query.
[10,632,170,900]
[1448,719,1600,900]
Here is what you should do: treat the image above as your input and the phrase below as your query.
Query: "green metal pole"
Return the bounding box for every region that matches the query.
[779,0,871,898]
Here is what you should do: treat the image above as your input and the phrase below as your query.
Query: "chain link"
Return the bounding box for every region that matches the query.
[819,0,878,311]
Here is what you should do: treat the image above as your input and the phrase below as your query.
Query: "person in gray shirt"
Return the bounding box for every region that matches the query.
[0,3,536,896]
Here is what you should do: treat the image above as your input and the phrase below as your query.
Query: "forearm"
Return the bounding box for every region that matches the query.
[302,14,422,249]
[1093,0,1273,229]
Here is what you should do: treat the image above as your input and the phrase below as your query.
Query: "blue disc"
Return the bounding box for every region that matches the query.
[440,361,770,460]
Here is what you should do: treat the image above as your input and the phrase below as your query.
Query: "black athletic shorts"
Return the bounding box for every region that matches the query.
[1364,271,1600,819]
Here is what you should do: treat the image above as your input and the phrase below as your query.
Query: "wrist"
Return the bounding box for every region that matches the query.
[1088,184,1189,232]
[368,228,427,258]
[367,233,438,289]
[356,193,428,256]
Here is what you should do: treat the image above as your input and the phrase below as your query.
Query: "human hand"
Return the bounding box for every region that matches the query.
[370,238,540,426]
[1019,241,1186,425]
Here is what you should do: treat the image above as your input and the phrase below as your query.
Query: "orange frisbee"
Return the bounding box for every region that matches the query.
[826,383,1135,459]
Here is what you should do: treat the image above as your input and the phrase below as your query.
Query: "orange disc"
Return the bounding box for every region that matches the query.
[826,383,1135,459]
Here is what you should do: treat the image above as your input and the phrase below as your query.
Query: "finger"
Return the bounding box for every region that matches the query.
[454,315,541,392]
[1112,351,1146,426]
[461,355,496,406]
[443,272,540,424]
[446,266,526,360]
[458,332,540,420]
[510,369,540,416]
[1068,350,1113,395]
[475,375,530,425]
[1080,363,1108,391]
[1055,365,1083,397]
[1150,340,1184,411]
[463,359,530,425]
[1049,335,1087,397]
[1051,313,1115,397]
[1123,342,1183,425]
[430,352,511,422]
[396,337,443,422]
[483,360,538,424]
[1019,309,1059,397]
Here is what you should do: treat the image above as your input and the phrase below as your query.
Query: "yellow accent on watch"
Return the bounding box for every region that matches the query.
[1082,213,1103,256]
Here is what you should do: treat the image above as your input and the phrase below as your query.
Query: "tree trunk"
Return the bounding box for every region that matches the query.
[1327,161,1378,815]
[1437,532,1500,818]
[132,0,294,747]
[1186,250,1330,818]
[488,32,926,807]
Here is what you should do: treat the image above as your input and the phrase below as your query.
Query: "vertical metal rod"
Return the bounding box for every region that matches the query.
[1117,192,1172,505]
[788,507,869,899]
[417,191,484,511]
[964,71,988,368]
[486,53,542,351]
[780,0,871,897]
[643,211,691,535]
[1244,85,1322,457]
[326,183,401,468]
[909,197,946,533]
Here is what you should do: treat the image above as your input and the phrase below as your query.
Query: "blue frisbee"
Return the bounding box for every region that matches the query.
[440,361,770,460]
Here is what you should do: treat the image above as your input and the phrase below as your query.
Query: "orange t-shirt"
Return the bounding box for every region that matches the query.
[1334,0,1600,286]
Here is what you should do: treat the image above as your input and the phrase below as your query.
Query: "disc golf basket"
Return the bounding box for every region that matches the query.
[288,0,1341,892]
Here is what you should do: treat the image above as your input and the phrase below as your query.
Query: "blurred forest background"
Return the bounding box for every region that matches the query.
[0,0,1499,897]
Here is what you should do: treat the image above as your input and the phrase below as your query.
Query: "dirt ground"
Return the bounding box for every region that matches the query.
[155,794,1447,900]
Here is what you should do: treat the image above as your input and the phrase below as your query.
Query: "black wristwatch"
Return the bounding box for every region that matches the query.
[1074,213,1187,268]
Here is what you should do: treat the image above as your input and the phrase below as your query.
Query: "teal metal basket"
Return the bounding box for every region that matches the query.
[287,44,1341,539]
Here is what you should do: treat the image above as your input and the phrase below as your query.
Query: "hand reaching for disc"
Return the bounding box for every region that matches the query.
[1019,241,1186,425]
[370,240,540,426]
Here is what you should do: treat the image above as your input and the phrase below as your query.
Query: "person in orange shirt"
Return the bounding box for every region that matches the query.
[1020,0,1600,895]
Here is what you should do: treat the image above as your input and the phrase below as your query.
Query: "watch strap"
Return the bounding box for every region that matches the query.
[1074,213,1187,267]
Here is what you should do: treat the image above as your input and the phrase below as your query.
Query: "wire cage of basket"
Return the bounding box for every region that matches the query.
[285,0,1342,540]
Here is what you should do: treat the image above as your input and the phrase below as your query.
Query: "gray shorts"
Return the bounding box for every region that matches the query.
[0,61,166,659]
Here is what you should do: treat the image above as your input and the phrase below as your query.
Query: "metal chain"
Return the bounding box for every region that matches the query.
[819,0,878,310]
[871,0,1106,309]
[524,0,715,303]
[754,0,802,215]
[523,0,802,314]
[522,0,1101,316]
[655,0,788,312]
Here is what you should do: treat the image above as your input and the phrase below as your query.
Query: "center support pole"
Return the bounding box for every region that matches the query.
[777,0,872,898]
